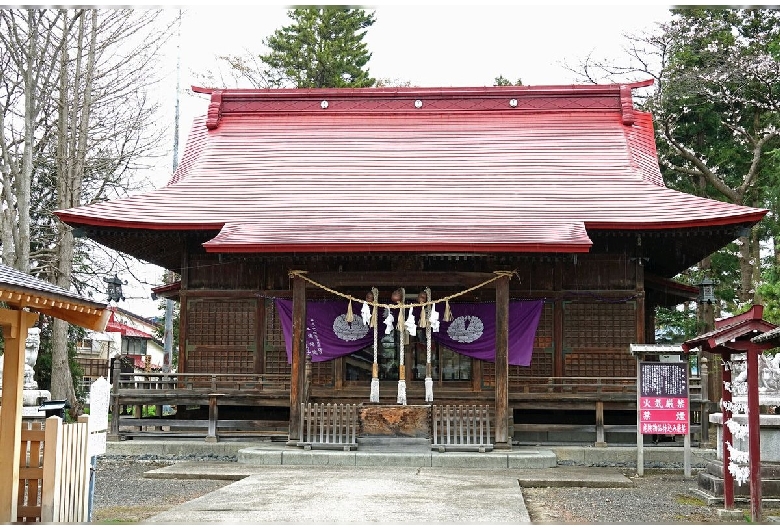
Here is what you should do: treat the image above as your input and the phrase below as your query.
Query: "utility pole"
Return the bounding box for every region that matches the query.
[162,9,181,374]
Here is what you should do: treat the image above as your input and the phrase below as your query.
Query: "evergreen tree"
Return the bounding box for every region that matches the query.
[260,7,376,88]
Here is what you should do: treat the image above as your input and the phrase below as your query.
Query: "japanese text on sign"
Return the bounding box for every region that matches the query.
[639,362,689,436]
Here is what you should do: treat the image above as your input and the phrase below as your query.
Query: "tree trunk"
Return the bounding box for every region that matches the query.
[739,233,754,304]
[50,10,96,416]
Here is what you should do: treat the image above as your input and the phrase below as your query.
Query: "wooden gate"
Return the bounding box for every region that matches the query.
[432,405,493,452]
[17,416,90,523]
[298,403,359,450]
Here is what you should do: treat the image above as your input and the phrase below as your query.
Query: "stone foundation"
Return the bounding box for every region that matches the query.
[694,413,780,502]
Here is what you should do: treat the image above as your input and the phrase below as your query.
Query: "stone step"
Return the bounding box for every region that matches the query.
[357,436,431,453]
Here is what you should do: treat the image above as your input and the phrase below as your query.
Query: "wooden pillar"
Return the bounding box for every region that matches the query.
[595,401,606,447]
[288,274,306,443]
[206,393,223,443]
[700,356,710,446]
[0,309,39,523]
[553,261,564,377]
[254,295,266,375]
[721,351,734,510]
[747,346,762,523]
[634,257,645,343]
[494,273,510,449]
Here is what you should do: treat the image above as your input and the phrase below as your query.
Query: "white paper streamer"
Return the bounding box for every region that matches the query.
[425,377,433,402]
[384,310,394,335]
[405,307,417,335]
[361,301,371,326]
[429,303,440,332]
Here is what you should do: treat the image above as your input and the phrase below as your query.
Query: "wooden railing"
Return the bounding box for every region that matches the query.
[18,416,90,523]
[115,372,290,392]
[106,370,711,447]
[510,375,709,446]
[298,402,359,450]
[432,405,492,452]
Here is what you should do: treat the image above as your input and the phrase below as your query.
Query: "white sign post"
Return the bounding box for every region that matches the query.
[87,377,110,521]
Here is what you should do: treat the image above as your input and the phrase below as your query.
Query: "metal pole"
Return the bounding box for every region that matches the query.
[162,9,181,376]
[87,455,97,521]
[636,354,644,477]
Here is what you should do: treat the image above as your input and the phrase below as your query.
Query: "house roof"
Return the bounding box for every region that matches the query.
[104,310,154,339]
[0,263,109,331]
[54,83,767,275]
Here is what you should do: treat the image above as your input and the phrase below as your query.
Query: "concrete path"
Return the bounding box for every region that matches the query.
[107,439,708,525]
[145,466,533,524]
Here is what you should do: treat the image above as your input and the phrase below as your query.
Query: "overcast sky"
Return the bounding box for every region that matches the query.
[127,3,678,316]
[169,4,674,143]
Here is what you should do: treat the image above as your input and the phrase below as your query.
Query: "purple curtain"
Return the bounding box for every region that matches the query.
[275,299,373,363]
[275,298,543,366]
[430,300,542,366]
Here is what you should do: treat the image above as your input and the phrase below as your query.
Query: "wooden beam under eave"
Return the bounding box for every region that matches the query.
[0,309,41,522]
[33,306,110,332]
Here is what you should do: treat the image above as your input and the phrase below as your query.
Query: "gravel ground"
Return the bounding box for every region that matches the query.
[92,455,759,525]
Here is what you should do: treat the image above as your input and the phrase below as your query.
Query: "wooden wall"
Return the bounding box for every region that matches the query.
[179,252,643,386]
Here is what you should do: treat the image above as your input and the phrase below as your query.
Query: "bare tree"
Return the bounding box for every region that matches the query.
[0,8,177,412]
[0,10,68,273]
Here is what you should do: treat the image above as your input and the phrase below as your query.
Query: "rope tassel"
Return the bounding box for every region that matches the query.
[443,300,453,322]
[369,287,379,403]
[346,300,354,322]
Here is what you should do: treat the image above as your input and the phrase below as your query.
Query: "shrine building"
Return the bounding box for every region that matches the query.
[54,82,767,446]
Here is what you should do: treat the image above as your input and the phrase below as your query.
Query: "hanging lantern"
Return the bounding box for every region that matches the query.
[697,277,716,304]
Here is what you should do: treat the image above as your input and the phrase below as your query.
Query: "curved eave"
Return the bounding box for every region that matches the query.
[586,211,768,231]
[55,212,224,232]
[202,242,593,254]
[201,220,594,255]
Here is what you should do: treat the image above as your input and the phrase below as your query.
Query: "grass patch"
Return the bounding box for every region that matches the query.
[93,505,172,524]
[675,494,707,507]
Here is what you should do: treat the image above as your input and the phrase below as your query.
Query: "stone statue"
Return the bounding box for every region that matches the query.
[24,327,41,390]
[0,327,41,390]
[731,353,780,397]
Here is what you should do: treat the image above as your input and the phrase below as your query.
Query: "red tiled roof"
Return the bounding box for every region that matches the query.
[104,311,154,339]
[54,83,767,254]
[682,305,777,354]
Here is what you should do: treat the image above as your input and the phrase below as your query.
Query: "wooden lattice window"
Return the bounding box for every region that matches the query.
[186,298,256,374]
[564,352,635,377]
[188,348,254,373]
[311,360,334,386]
[265,298,290,375]
[564,301,636,348]
[482,361,494,388]
[511,350,553,378]
[533,302,554,349]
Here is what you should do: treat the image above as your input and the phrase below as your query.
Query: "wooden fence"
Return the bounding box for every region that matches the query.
[431,404,493,452]
[18,416,90,523]
[298,403,359,450]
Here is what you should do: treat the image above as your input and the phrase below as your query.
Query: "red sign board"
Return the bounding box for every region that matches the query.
[639,362,689,436]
